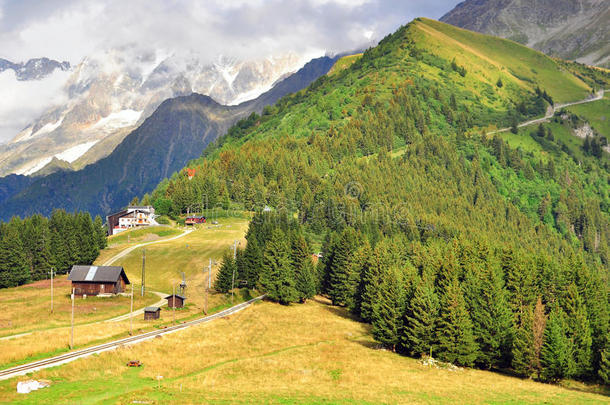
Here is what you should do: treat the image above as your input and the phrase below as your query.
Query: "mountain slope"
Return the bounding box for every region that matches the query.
[0,56,339,220]
[151,16,609,265]
[143,17,609,382]
[440,0,610,67]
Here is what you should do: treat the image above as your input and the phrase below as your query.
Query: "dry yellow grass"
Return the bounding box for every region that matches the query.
[2,298,607,404]
[0,277,158,338]
[0,219,249,368]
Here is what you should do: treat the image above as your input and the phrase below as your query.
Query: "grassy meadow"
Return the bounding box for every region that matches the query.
[1,298,607,404]
[414,19,591,104]
[0,218,251,369]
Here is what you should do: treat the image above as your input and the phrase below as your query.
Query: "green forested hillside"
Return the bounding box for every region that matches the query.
[149,18,610,382]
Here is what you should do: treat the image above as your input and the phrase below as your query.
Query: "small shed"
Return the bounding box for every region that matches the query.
[165,294,186,308]
[68,265,130,296]
[144,307,161,320]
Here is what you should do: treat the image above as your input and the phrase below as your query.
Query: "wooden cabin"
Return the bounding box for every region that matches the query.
[68,265,130,297]
[144,307,161,320]
[165,294,186,308]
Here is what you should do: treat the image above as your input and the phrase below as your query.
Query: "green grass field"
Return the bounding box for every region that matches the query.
[1,298,607,404]
[328,53,362,76]
[415,19,591,104]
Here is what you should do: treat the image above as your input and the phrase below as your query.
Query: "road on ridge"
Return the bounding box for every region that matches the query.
[487,89,605,135]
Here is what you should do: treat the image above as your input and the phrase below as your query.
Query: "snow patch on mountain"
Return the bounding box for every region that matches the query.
[92,110,143,133]
[32,116,64,138]
[55,140,99,163]
[16,157,53,176]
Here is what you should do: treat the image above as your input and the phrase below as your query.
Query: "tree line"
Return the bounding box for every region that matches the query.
[215,212,609,384]
[0,210,107,288]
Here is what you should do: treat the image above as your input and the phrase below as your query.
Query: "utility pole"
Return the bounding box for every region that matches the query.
[129,283,134,335]
[70,288,75,349]
[141,248,146,297]
[172,283,176,324]
[204,265,208,315]
[208,258,212,289]
[49,267,54,313]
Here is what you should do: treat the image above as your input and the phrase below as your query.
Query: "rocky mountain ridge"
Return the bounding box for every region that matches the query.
[0,49,321,177]
[0,57,70,80]
[441,0,609,67]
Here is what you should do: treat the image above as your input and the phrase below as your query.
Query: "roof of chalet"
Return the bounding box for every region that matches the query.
[144,306,161,312]
[165,294,187,300]
[68,265,130,284]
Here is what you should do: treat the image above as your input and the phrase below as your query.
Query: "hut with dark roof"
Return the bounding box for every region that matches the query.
[165,294,186,308]
[67,265,130,296]
[144,306,161,320]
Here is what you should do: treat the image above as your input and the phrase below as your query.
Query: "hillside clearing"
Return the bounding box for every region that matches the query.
[0,219,250,368]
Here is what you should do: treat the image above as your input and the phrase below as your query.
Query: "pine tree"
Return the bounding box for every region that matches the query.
[22,215,52,281]
[371,267,405,351]
[0,223,29,288]
[214,251,236,293]
[403,271,439,357]
[599,338,610,384]
[327,227,362,308]
[512,305,537,377]
[540,308,573,381]
[242,236,263,289]
[93,215,107,249]
[356,242,378,322]
[466,264,513,368]
[564,283,593,378]
[291,233,316,302]
[436,274,479,366]
[259,229,297,304]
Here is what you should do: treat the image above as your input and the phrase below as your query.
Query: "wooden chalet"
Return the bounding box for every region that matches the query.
[185,215,206,225]
[68,265,130,296]
[144,307,161,320]
[165,294,186,308]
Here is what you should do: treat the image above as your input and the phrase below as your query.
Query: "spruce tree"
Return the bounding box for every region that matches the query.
[214,251,236,293]
[599,339,610,384]
[356,242,378,322]
[0,223,29,288]
[371,267,405,351]
[564,283,593,378]
[242,236,263,288]
[259,228,297,304]
[540,308,573,381]
[466,263,513,368]
[93,215,107,249]
[291,233,316,302]
[327,227,361,308]
[436,275,479,366]
[22,215,52,281]
[403,271,439,357]
[512,305,537,377]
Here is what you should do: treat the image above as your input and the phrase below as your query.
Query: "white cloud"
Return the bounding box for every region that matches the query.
[0,0,460,64]
[0,0,461,143]
[0,69,70,143]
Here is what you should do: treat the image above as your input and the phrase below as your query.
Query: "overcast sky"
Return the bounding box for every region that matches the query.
[0,0,461,63]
